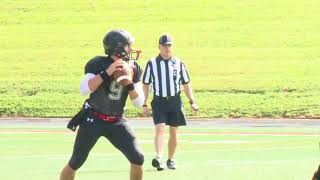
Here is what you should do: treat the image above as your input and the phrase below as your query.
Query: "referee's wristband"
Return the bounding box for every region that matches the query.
[189,99,195,105]
[99,70,110,82]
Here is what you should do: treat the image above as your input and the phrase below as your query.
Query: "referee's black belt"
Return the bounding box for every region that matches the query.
[153,95,180,101]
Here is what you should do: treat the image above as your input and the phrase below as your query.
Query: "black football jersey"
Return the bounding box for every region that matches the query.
[84,56,142,116]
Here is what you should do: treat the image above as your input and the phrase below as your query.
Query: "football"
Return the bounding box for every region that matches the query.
[112,63,133,86]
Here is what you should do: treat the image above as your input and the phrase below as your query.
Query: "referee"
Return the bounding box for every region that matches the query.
[142,34,199,171]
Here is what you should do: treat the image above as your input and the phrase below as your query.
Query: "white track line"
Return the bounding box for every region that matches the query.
[0,146,313,160]
[1,130,320,137]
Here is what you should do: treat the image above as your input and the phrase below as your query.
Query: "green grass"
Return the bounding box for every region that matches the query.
[1,0,320,117]
[0,125,320,179]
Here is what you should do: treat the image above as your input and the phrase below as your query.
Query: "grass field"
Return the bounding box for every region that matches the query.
[0,124,320,179]
[1,0,320,117]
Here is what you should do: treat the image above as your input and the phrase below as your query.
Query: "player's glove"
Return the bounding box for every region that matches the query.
[67,106,89,131]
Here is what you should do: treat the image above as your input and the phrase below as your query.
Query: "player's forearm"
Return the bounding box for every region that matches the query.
[142,84,150,105]
[129,89,139,99]
[129,83,145,107]
[183,83,195,102]
[88,75,104,92]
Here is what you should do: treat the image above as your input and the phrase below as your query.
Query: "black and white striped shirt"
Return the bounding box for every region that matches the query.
[142,55,190,97]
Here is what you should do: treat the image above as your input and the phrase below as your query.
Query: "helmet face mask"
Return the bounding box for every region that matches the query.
[103,29,136,61]
[129,49,142,61]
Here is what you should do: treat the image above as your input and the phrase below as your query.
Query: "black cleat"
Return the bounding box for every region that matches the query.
[166,159,176,170]
[313,165,320,180]
[313,171,320,180]
[152,158,165,171]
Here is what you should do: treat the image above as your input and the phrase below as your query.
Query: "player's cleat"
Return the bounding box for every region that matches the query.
[166,159,176,170]
[313,165,320,180]
[152,158,165,171]
[313,171,320,180]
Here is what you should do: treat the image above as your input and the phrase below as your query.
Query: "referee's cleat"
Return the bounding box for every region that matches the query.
[166,159,176,170]
[152,158,165,171]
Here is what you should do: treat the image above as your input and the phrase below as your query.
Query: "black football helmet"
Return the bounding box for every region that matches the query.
[103,29,141,61]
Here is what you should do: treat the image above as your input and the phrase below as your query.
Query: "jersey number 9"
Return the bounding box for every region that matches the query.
[108,81,123,100]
